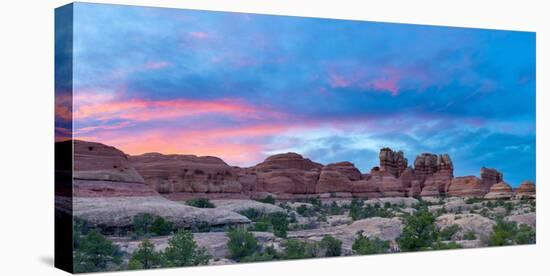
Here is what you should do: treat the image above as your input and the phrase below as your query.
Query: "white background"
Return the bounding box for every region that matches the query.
[0,0,548,275]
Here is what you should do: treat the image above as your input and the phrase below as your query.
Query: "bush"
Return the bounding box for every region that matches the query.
[133,213,175,237]
[319,235,342,257]
[431,241,463,250]
[516,224,536,244]
[226,228,259,261]
[270,212,289,238]
[398,210,437,252]
[489,220,535,246]
[186,198,215,208]
[162,230,210,267]
[74,229,123,273]
[329,201,343,215]
[283,240,317,259]
[239,208,262,221]
[296,204,316,217]
[129,239,161,269]
[439,224,461,241]
[352,233,390,255]
[463,231,477,240]
[489,220,518,246]
[350,203,393,220]
[257,195,276,205]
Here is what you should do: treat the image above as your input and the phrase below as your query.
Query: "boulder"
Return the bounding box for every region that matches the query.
[505,213,536,229]
[484,182,514,200]
[130,153,242,194]
[436,214,496,242]
[74,140,145,183]
[515,180,536,199]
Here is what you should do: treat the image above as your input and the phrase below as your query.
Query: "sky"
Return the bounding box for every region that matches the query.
[60,3,536,186]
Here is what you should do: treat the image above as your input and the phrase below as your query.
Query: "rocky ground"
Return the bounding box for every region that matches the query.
[102,195,535,266]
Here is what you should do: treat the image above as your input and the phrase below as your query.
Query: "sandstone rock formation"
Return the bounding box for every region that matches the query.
[379,148,407,177]
[65,140,535,201]
[130,153,242,194]
[484,182,514,200]
[515,180,536,199]
[209,199,286,214]
[74,140,145,183]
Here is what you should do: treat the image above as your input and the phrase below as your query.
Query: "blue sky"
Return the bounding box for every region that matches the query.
[64,3,536,186]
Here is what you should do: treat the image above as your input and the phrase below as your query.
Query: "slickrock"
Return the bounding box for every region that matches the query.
[130,153,242,194]
[209,199,286,214]
[515,180,536,199]
[505,213,536,228]
[70,196,250,229]
[436,214,496,242]
[74,140,145,183]
[484,182,514,200]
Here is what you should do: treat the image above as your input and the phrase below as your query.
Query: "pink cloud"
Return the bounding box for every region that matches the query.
[189,31,211,39]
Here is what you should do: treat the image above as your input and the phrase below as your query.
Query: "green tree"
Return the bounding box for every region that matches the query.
[226,228,259,261]
[162,230,210,267]
[151,216,175,235]
[257,195,276,205]
[489,220,518,246]
[129,239,161,269]
[516,224,536,244]
[398,210,437,251]
[283,240,317,259]
[352,233,390,255]
[74,229,123,273]
[319,235,342,257]
[270,212,289,238]
[133,213,155,238]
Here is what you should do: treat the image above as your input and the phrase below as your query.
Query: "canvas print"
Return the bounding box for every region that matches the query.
[55,2,536,273]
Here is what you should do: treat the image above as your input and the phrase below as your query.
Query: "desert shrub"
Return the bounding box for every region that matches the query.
[352,233,390,255]
[411,199,430,211]
[186,198,215,208]
[74,229,123,273]
[319,235,342,257]
[489,220,517,246]
[465,197,484,204]
[283,240,317,259]
[463,231,477,240]
[431,241,463,250]
[349,198,364,220]
[317,213,328,223]
[270,212,289,238]
[516,224,536,244]
[257,195,276,205]
[248,220,270,232]
[351,203,392,220]
[133,214,174,237]
[398,210,437,252]
[129,239,161,269]
[305,197,322,208]
[226,228,259,260]
[239,208,262,221]
[162,230,210,267]
[288,212,297,223]
[296,204,316,217]
[192,221,211,233]
[329,201,343,215]
[151,216,175,235]
[240,252,275,263]
[439,224,461,241]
